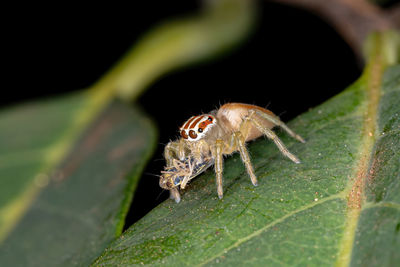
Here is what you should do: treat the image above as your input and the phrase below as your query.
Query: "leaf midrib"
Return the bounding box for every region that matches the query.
[335,33,386,267]
[200,32,390,267]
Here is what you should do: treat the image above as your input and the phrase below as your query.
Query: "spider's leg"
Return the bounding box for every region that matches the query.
[233,132,258,186]
[164,144,175,166]
[238,110,256,141]
[169,188,181,203]
[164,141,180,166]
[214,140,225,199]
[193,139,208,161]
[250,117,301,164]
[164,139,187,166]
[253,109,305,143]
[178,139,188,159]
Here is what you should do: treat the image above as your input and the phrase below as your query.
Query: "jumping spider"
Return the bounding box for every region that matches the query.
[159,103,305,203]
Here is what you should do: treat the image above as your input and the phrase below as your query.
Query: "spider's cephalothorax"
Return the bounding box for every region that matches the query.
[162,103,305,203]
[180,115,217,141]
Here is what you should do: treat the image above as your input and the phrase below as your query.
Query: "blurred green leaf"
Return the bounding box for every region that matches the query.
[0,93,88,240]
[0,0,255,265]
[0,99,156,266]
[92,32,399,266]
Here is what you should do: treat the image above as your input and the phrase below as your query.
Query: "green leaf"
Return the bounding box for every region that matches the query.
[0,92,90,241]
[0,0,254,265]
[92,31,400,266]
[0,99,155,267]
[0,99,156,266]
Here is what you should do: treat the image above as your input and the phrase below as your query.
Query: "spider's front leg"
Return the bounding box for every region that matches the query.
[163,139,187,203]
[179,139,209,190]
[164,139,186,166]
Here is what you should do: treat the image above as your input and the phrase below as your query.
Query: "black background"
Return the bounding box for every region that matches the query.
[2,1,361,228]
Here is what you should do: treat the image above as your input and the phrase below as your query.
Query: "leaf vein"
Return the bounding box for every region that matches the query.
[197,193,344,266]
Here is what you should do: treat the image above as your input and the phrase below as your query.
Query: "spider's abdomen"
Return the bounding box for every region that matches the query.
[180,114,216,141]
[217,103,276,141]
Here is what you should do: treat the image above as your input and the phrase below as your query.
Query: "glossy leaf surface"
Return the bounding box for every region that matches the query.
[93,32,400,266]
[0,0,254,265]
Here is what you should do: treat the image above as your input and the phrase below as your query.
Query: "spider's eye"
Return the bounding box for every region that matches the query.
[181,130,188,139]
[208,116,213,121]
[189,130,197,139]
[198,128,203,133]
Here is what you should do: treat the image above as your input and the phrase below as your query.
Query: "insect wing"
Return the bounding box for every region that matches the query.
[161,156,214,188]
[189,156,214,180]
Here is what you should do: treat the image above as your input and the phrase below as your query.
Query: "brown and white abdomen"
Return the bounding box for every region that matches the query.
[216,103,276,141]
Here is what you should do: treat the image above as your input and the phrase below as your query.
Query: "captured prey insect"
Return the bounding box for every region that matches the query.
[159,154,214,203]
[160,103,305,203]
